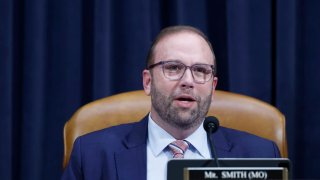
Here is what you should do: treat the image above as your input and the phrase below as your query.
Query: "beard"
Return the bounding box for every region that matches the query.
[150,80,212,130]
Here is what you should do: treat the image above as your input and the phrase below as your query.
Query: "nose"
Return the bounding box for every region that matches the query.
[180,67,194,89]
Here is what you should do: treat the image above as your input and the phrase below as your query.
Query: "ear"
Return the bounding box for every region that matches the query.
[143,69,152,95]
[212,77,218,95]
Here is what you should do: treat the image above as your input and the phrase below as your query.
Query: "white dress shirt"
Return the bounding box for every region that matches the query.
[147,113,211,180]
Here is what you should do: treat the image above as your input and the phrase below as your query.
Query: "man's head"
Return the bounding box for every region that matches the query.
[143,25,218,139]
[146,26,216,68]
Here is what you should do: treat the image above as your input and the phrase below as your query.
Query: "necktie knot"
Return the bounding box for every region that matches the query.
[168,140,189,158]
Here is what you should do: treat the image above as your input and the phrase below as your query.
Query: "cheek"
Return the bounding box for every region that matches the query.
[153,80,172,95]
[198,84,213,97]
[153,75,177,92]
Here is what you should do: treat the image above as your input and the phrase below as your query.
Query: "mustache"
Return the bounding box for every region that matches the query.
[171,90,201,102]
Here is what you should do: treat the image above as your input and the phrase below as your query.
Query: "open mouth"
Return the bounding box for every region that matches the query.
[174,95,196,108]
[175,95,196,102]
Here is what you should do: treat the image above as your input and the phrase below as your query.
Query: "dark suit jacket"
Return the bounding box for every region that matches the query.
[61,116,280,180]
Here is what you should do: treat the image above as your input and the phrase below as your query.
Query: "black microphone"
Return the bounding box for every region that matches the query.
[203,116,220,167]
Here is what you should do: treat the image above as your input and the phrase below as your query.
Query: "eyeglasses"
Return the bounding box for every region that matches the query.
[147,60,215,84]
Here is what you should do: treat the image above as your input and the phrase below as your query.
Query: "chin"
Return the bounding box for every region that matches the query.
[177,113,201,124]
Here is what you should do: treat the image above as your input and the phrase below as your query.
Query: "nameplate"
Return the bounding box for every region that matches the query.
[184,167,288,180]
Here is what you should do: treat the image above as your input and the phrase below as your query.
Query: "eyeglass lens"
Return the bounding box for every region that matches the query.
[162,61,213,83]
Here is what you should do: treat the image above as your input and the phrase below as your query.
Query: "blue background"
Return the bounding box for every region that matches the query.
[1,0,319,179]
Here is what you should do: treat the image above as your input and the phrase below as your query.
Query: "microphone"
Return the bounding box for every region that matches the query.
[203,116,220,167]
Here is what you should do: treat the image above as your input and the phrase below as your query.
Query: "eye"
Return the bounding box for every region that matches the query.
[164,63,184,71]
[193,65,211,74]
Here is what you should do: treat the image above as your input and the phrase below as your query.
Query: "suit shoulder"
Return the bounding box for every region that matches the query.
[220,126,270,142]
[77,121,138,145]
[219,126,281,157]
[220,126,275,145]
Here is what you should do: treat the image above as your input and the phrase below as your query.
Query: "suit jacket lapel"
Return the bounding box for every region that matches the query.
[114,117,236,179]
[115,116,148,180]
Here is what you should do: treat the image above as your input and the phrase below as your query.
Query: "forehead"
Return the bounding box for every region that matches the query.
[153,31,215,65]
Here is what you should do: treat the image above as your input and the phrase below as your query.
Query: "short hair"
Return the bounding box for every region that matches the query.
[146,25,216,68]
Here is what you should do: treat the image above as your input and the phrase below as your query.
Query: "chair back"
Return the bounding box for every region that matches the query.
[63,90,287,168]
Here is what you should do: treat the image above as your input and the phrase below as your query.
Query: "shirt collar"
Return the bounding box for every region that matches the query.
[147,113,210,158]
[184,120,211,158]
[148,113,175,156]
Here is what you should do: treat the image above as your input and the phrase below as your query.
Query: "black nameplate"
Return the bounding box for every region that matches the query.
[184,167,288,180]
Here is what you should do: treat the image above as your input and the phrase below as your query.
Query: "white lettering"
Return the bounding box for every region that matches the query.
[248,171,268,179]
[204,171,218,179]
[221,171,247,179]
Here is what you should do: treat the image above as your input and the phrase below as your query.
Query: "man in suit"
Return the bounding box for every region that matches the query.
[62,26,280,180]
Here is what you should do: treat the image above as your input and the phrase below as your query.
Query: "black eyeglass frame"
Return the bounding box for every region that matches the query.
[147,60,216,84]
